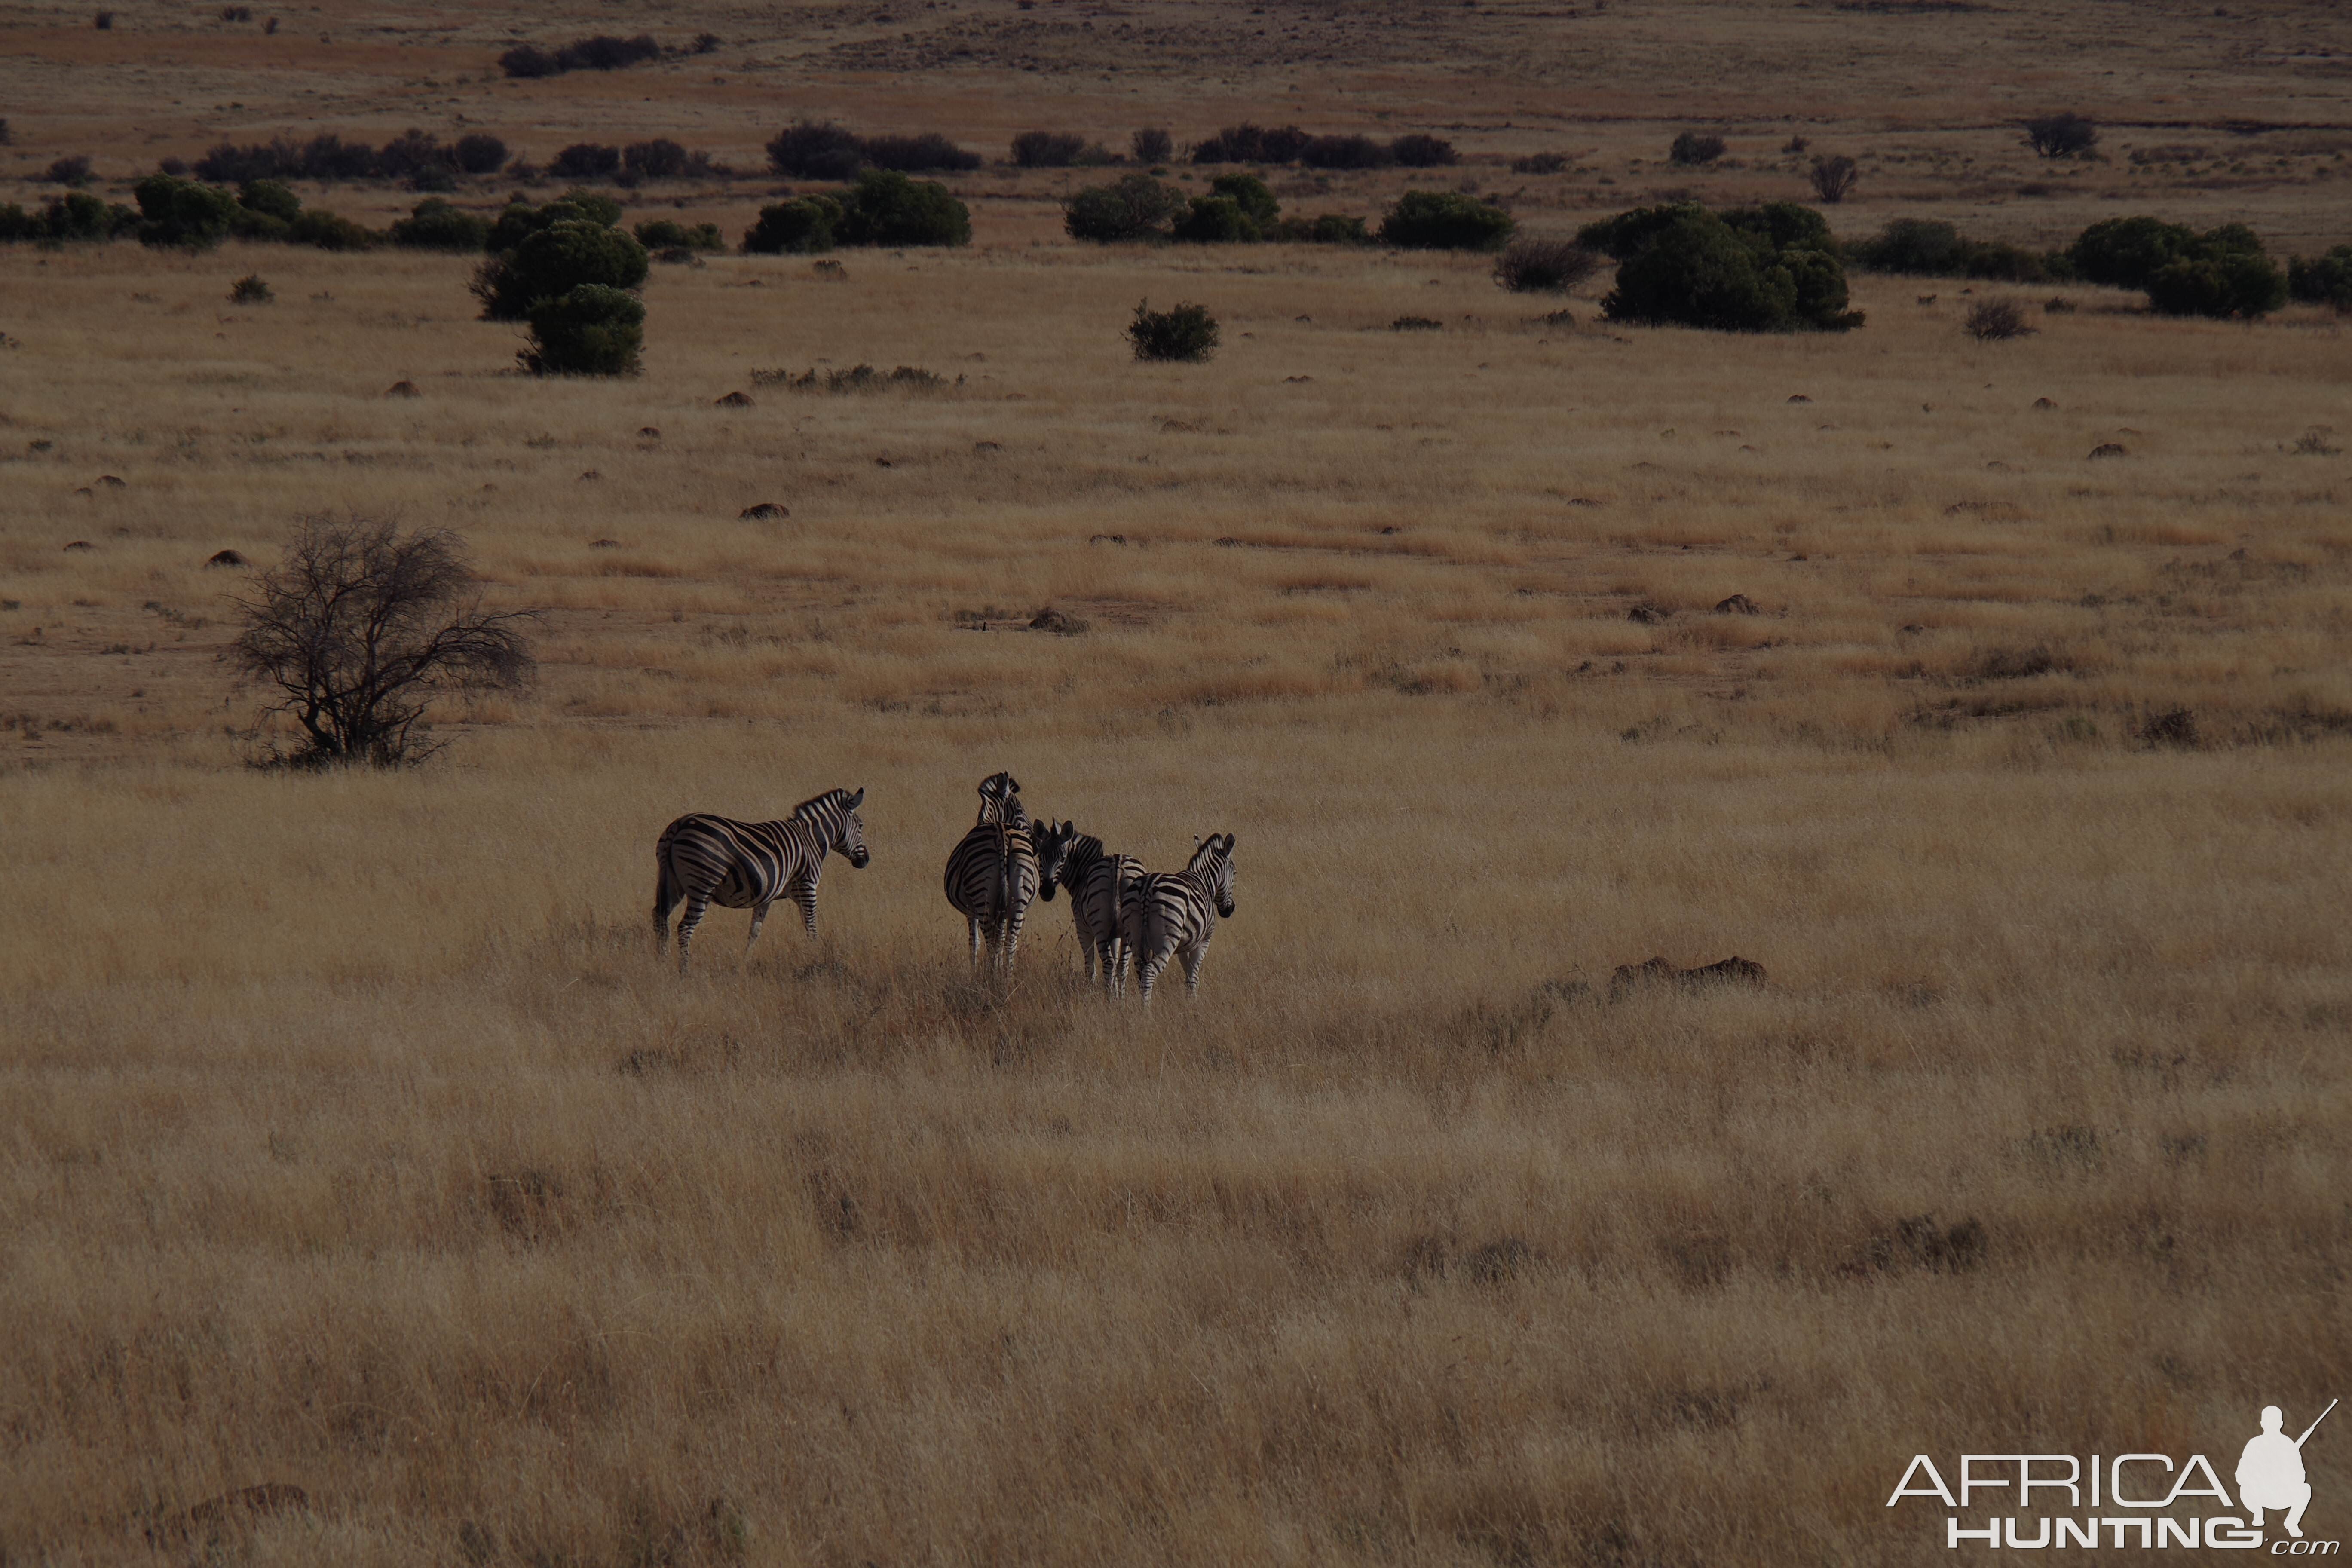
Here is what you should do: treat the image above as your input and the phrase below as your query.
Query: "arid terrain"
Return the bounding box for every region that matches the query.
[2,0,2349,1563]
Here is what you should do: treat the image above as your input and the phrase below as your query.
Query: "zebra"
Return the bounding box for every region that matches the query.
[1120,833,1237,1004]
[942,783,1071,973]
[1042,826,1145,992]
[652,787,868,974]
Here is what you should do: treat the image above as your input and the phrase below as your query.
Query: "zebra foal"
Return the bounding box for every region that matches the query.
[652,787,869,974]
[1121,833,1237,1004]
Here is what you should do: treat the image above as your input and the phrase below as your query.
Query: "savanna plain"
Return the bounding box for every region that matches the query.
[3,0,2350,1562]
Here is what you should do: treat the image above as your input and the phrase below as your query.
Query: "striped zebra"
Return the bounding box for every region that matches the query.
[652,787,868,973]
[1044,827,1145,992]
[942,784,1072,973]
[1120,833,1237,1004]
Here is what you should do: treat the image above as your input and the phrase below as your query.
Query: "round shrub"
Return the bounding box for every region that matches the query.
[632,218,724,251]
[454,133,508,174]
[40,190,137,242]
[237,179,301,222]
[1668,131,1727,166]
[861,133,981,173]
[744,196,844,254]
[1208,172,1278,229]
[1599,207,1859,333]
[1301,134,1390,171]
[1493,236,1600,293]
[2146,251,2288,318]
[1388,134,1458,168]
[474,220,648,319]
[1378,190,1514,251]
[133,175,241,249]
[522,284,644,375]
[229,273,273,304]
[1172,195,1257,244]
[1127,300,1219,362]
[1064,175,1187,243]
[2068,216,2199,289]
[286,209,379,250]
[1577,203,1705,260]
[2289,246,2352,311]
[390,198,491,251]
[550,142,621,180]
[766,121,865,180]
[836,169,970,247]
[1012,130,1088,168]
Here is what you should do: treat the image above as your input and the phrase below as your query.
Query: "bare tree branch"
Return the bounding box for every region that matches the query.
[227,515,536,768]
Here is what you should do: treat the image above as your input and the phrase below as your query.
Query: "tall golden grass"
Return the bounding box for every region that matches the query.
[4,3,2352,1560]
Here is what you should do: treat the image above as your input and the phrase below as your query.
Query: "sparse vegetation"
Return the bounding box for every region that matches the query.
[1492,236,1600,293]
[1510,151,1568,175]
[1847,218,2052,282]
[229,517,533,766]
[43,156,93,187]
[2288,245,2352,312]
[860,132,983,173]
[549,142,621,180]
[389,198,492,251]
[1127,299,1219,361]
[1808,154,1858,203]
[227,273,272,304]
[1130,126,1172,165]
[764,123,978,178]
[1012,130,1106,167]
[1189,123,1313,164]
[632,217,724,252]
[1963,298,2034,340]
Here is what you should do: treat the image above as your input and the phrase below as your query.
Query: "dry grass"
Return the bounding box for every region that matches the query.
[4,2,2352,1563]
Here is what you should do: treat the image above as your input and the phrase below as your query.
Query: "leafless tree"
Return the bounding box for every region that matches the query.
[1809,154,1859,204]
[229,516,535,767]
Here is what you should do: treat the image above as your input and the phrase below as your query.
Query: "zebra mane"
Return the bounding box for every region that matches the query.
[1186,833,1233,873]
[792,788,855,821]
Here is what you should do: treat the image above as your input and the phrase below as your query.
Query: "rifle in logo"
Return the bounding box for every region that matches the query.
[2241,1399,2335,1540]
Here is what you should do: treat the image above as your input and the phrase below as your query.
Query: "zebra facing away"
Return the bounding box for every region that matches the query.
[943,786,1073,973]
[1044,826,1145,992]
[652,788,869,973]
[1121,833,1237,1004]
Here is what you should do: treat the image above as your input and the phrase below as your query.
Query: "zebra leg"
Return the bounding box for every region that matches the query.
[968,917,984,968]
[652,862,679,953]
[1002,909,1024,973]
[1182,942,1207,997]
[675,894,713,974]
[793,878,820,937]
[745,899,771,956]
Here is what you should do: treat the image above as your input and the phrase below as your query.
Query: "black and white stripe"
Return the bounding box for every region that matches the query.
[1045,828,1146,992]
[652,787,869,972]
[942,778,1072,973]
[1121,833,1237,1003]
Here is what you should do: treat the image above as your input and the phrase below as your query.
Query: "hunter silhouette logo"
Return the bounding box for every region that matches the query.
[2243,1400,2335,1539]
[1886,1397,2339,1551]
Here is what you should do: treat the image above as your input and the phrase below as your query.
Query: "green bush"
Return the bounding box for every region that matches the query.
[1172,195,1258,243]
[229,273,273,304]
[1267,213,1370,245]
[1848,217,2052,282]
[286,209,379,250]
[743,196,844,254]
[1669,131,1726,166]
[1127,300,1219,362]
[1597,205,1860,332]
[1011,130,1088,168]
[391,198,492,251]
[230,207,290,241]
[2067,216,2200,290]
[835,169,970,247]
[521,284,644,375]
[1577,203,1705,260]
[134,174,242,249]
[2289,245,2352,311]
[1064,174,1187,243]
[2146,251,2288,318]
[237,179,301,222]
[2070,216,2285,316]
[36,190,137,242]
[1493,236,1599,293]
[1208,173,1278,229]
[486,191,625,251]
[0,204,41,242]
[1379,190,1514,251]
[472,218,647,319]
[632,217,725,251]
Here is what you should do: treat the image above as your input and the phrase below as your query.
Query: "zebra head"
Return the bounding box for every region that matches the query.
[796,787,870,867]
[1031,818,1078,900]
[1190,832,1237,918]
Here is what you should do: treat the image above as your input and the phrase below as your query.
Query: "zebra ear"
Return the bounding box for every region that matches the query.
[848,788,864,808]
[1222,833,1236,852]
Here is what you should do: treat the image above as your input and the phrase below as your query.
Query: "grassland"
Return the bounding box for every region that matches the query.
[3,0,2351,1563]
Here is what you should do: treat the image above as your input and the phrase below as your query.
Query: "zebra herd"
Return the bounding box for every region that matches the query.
[651,773,1237,1003]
